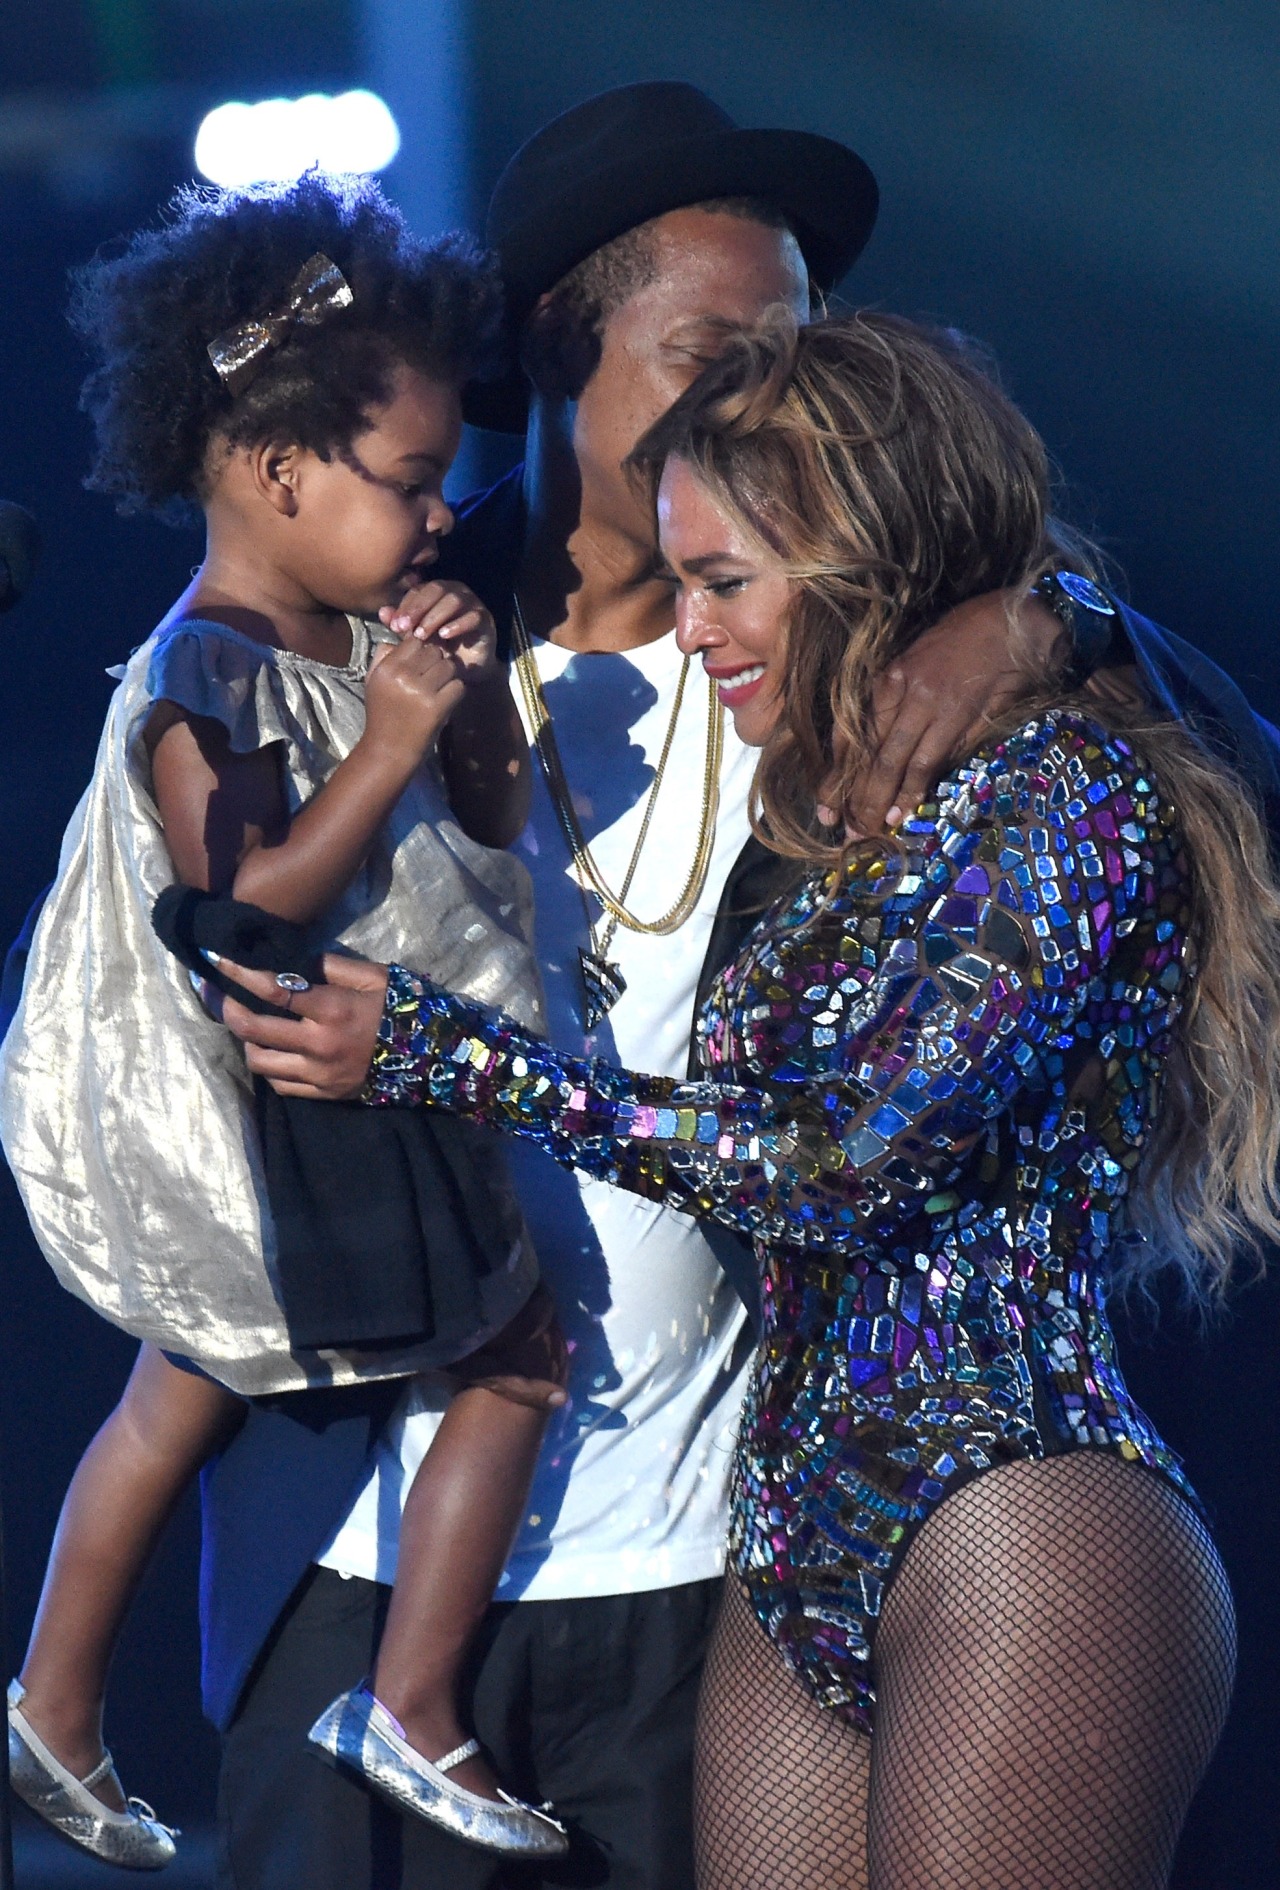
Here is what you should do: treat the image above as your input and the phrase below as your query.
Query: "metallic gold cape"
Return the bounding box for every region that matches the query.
[0,617,542,1396]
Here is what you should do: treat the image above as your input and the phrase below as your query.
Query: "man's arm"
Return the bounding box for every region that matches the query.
[845,587,1280,842]
[843,590,1053,831]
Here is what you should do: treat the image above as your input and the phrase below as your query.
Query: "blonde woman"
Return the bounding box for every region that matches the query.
[220,311,1277,1888]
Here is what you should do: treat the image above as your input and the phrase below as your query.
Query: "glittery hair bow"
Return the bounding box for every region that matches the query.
[206,252,354,396]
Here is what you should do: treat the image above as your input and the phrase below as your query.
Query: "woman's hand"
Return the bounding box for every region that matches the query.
[210,954,389,1099]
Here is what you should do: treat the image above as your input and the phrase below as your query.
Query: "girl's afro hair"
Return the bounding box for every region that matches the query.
[71,171,505,522]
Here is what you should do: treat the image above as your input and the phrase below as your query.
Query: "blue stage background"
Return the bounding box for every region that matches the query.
[1,4,1276,1881]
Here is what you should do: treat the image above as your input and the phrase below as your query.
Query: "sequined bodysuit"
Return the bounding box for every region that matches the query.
[367,712,1196,1731]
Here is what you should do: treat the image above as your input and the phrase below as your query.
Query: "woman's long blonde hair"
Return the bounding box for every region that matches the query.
[632,307,1280,1306]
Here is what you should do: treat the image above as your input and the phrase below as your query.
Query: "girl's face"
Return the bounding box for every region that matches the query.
[283,363,462,616]
[659,455,793,747]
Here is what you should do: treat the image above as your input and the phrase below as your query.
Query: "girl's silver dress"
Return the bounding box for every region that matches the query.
[0,617,543,1396]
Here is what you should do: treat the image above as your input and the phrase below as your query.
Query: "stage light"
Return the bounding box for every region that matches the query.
[194,90,401,187]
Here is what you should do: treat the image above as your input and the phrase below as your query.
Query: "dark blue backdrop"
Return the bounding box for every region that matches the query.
[1,3,1276,1880]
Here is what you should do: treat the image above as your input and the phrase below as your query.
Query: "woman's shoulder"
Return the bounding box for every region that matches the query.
[784,709,1167,936]
[938,707,1157,836]
[819,707,1167,923]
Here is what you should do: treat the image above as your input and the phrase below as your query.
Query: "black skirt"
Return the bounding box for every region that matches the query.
[152,887,523,1355]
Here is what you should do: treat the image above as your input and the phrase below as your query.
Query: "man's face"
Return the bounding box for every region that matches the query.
[573,207,809,524]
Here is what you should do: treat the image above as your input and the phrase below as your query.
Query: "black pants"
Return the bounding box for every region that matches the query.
[216,1565,721,1890]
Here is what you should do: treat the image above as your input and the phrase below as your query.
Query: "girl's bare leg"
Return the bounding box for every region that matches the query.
[18,1343,244,1808]
[370,1287,566,1801]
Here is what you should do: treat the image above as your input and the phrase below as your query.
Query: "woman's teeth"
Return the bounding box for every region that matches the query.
[718,665,766,689]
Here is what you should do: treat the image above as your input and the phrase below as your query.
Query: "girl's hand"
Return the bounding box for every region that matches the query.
[380,580,528,849]
[381,580,502,687]
[211,954,388,1099]
[363,630,466,771]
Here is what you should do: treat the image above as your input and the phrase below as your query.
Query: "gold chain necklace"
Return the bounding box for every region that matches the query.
[511,595,724,1025]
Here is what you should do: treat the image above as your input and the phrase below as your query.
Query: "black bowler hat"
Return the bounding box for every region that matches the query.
[464,80,879,432]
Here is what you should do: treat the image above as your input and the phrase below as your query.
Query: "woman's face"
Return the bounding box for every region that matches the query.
[659,456,793,747]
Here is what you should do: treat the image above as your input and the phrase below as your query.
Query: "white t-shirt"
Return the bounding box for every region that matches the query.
[318,629,759,1600]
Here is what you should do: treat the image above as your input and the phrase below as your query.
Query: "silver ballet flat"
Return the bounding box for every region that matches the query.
[307,1686,569,1859]
[7,1680,178,1870]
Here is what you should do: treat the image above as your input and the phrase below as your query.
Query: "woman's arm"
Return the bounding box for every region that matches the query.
[225,714,1173,1255]
[146,631,464,919]
[365,715,1171,1251]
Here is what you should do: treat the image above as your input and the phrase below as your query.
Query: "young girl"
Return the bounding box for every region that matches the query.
[0,175,568,1865]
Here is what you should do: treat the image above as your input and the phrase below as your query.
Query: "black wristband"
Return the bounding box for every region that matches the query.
[152,885,324,1019]
[1032,570,1119,687]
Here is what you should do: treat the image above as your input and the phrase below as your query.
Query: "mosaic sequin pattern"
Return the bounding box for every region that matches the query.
[368,711,1197,1731]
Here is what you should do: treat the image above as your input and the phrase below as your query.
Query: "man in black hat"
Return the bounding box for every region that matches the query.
[207,84,1280,1890]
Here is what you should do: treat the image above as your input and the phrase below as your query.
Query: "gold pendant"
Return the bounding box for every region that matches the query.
[579,947,627,1028]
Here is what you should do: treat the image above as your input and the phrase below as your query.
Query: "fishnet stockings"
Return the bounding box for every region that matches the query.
[696,1452,1234,1889]
[696,1571,872,1890]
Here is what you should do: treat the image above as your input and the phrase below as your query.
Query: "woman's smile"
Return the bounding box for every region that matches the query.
[702,659,769,707]
[657,455,792,746]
